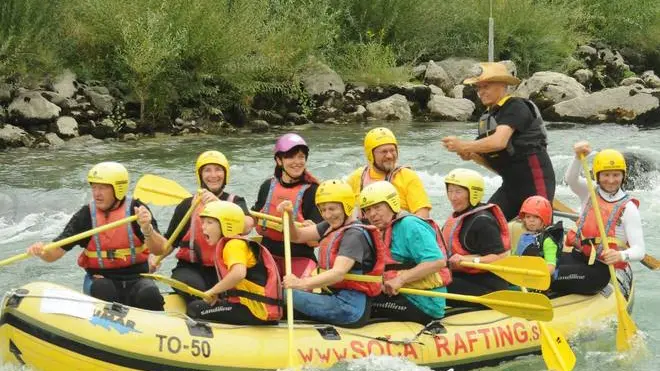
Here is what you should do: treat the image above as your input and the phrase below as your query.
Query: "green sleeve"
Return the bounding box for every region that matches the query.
[542,237,558,266]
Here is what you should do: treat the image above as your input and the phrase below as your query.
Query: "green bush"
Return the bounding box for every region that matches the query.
[330,40,412,85]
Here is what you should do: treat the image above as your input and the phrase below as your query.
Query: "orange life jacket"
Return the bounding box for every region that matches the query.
[176,194,236,266]
[255,178,309,241]
[359,165,407,190]
[215,236,282,321]
[441,204,510,274]
[78,198,148,270]
[383,212,453,287]
[565,194,638,270]
[317,222,385,296]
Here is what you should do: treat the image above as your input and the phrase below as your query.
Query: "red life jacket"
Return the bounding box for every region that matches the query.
[441,204,510,274]
[215,236,282,321]
[565,194,638,270]
[382,212,453,287]
[317,222,385,296]
[359,165,407,190]
[256,178,309,241]
[78,198,148,270]
[176,194,236,266]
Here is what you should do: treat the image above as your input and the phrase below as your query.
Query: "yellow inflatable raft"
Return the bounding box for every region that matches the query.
[0,268,633,371]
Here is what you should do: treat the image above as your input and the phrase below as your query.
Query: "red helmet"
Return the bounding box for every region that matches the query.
[519,195,552,226]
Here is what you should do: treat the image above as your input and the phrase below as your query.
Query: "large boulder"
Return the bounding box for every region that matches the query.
[53,116,79,138]
[390,83,431,108]
[366,94,412,121]
[84,89,114,114]
[515,71,588,110]
[90,118,118,139]
[641,70,660,89]
[427,96,475,121]
[298,58,345,97]
[53,70,77,98]
[544,85,660,126]
[8,91,61,125]
[437,58,479,87]
[44,132,65,147]
[424,61,452,92]
[573,69,594,88]
[0,124,34,149]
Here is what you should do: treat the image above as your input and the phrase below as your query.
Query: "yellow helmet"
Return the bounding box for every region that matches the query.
[316,179,355,216]
[87,162,129,200]
[359,181,401,213]
[444,168,484,207]
[593,149,626,179]
[195,151,230,187]
[199,200,244,238]
[364,127,397,165]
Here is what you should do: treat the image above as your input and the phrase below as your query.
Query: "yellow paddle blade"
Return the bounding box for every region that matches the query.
[400,288,553,322]
[552,198,575,214]
[540,323,576,371]
[460,256,551,291]
[134,174,192,205]
[141,273,211,301]
[614,286,639,352]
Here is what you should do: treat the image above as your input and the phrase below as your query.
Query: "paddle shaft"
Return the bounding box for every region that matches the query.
[0,215,138,268]
[251,211,305,228]
[580,155,637,351]
[460,260,546,277]
[282,212,295,368]
[155,196,202,265]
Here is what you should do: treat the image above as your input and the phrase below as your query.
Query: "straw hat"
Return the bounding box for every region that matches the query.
[463,62,521,86]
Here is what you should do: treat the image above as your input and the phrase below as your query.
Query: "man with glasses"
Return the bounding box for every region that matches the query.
[346,127,432,218]
[440,62,555,221]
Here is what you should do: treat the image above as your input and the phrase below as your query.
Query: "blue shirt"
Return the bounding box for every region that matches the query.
[390,216,446,318]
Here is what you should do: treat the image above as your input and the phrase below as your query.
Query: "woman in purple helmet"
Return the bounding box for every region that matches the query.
[252,133,322,278]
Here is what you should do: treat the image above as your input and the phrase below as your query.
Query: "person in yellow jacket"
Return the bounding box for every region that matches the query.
[346,127,432,218]
[186,201,282,325]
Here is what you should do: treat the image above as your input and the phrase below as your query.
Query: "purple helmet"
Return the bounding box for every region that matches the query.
[274,133,308,156]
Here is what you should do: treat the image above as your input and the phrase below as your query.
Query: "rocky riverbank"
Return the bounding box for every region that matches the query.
[1,43,659,151]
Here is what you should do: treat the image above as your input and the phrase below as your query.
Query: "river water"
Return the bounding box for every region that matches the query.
[0,121,659,370]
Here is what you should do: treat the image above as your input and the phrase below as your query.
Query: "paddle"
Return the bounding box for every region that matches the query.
[155,196,202,266]
[341,273,553,321]
[282,212,296,368]
[0,215,138,268]
[519,286,576,371]
[473,154,660,270]
[459,256,550,291]
[141,273,211,300]
[579,154,638,351]
[134,174,193,205]
[251,211,305,228]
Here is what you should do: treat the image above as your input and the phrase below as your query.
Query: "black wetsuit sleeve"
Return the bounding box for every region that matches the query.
[461,212,506,255]
[163,197,193,247]
[301,183,322,223]
[53,205,93,251]
[496,98,534,133]
[251,179,271,212]
[129,199,160,242]
[316,221,330,237]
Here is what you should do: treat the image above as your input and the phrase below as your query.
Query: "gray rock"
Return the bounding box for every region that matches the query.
[545,85,660,125]
[256,110,284,126]
[424,61,452,91]
[0,124,34,149]
[620,77,644,86]
[121,133,138,141]
[394,83,431,106]
[429,84,445,96]
[8,91,61,125]
[53,116,79,138]
[122,119,138,132]
[286,112,310,126]
[412,64,427,80]
[437,58,480,87]
[577,45,598,59]
[499,60,518,80]
[345,105,367,122]
[249,119,270,133]
[366,94,412,121]
[427,96,475,121]
[449,85,465,99]
[0,83,12,104]
[44,132,65,147]
[84,89,114,114]
[53,70,77,98]
[515,71,588,110]
[41,91,68,108]
[88,86,110,95]
[91,118,118,139]
[298,57,345,96]
[573,69,594,87]
[641,70,660,89]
